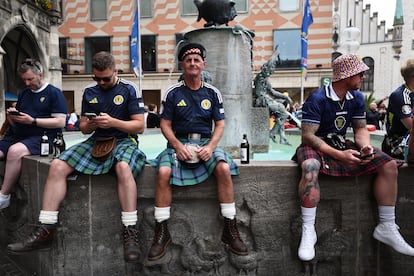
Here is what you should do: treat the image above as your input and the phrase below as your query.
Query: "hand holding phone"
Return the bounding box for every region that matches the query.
[359,150,377,160]
[8,110,22,116]
[85,112,97,119]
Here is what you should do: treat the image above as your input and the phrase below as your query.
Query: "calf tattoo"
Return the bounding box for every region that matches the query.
[300,159,321,208]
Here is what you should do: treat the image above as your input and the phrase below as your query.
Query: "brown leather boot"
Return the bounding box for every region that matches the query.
[123,225,140,263]
[147,220,171,261]
[221,218,248,255]
[7,223,56,254]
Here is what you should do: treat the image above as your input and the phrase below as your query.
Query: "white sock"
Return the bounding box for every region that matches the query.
[220,202,236,219]
[121,210,138,227]
[378,205,395,224]
[0,192,10,198]
[154,206,171,223]
[301,206,316,227]
[39,210,59,225]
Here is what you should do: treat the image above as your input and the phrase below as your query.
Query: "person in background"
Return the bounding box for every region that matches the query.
[144,105,149,128]
[293,54,414,262]
[7,52,147,263]
[146,103,160,128]
[382,59,414,160]
[147,42,248,261]
[66,108,79,131]
[366,102,381,130]
[0,59,67,209]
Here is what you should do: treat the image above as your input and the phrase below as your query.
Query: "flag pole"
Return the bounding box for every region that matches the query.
[136,0,142,93]
[300,0,305,105]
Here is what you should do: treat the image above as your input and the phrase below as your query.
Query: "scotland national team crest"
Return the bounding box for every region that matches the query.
[335,116,346,130]
[201,99,211,110]
[113,95,124,105]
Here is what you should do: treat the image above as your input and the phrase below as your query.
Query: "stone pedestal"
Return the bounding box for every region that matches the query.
[184,27,269,157]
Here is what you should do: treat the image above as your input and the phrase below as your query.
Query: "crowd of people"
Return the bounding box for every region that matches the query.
[1,48,414,265]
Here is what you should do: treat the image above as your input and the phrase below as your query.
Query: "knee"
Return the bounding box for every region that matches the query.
[301,159,321,182]
[49,159,71,176]
[115,161,131,175]
[157,166,171,186]
[214,161,230,176]
[381,160,398,178]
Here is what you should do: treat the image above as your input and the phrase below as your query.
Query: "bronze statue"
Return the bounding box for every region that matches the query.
[194,0,237,27]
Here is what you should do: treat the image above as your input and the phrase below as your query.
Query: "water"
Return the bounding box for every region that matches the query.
[63,129,384,161]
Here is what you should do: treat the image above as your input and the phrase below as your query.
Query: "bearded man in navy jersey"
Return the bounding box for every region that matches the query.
[293,54,414,262]
[8,52,147,263]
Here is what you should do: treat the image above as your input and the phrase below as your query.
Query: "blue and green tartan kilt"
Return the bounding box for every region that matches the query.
[59,137,147,178]
[151,138,239,186]
[293,142,394,177]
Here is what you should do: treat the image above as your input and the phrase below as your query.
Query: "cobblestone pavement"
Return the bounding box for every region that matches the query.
[0,250,30,276]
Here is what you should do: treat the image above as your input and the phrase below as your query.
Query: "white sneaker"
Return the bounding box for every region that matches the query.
[298,225,317,261]
[0,194,10,209]
[373,222,414,256]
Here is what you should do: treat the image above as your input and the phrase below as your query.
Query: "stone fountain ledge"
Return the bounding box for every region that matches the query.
[1,156,414,275]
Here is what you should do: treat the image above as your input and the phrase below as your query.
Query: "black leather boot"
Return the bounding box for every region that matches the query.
[123,225,140,263]
[221,218,248,255]
[147,220,171,261]
[7,223,57,254]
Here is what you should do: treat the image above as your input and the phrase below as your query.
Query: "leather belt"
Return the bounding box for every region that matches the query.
[175,133,211,139]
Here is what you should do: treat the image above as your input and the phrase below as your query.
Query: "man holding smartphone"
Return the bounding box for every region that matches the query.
[293,54,414,262]
[8,52,147,263]
[0,58,67,209]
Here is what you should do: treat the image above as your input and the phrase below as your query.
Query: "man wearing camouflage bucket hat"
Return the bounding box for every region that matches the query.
[292,54,414,261]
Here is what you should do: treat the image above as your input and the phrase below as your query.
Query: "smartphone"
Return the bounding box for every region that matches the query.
[85,112,97,119]
[360,151,377,160]
[8,111,22,116]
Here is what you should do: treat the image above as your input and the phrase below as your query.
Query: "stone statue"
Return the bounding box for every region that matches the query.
[194,0,237,27]
[253,46,299,145]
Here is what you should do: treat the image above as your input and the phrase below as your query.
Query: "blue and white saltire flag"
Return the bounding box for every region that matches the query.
[130,7,140,77]
[301,0,313,80]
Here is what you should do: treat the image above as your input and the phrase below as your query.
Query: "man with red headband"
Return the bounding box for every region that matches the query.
[147,42,248,261]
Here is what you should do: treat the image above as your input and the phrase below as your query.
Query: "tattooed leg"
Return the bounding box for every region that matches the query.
[299,159,321,208]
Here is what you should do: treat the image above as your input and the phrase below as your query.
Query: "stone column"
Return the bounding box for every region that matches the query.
[184,27,268,157]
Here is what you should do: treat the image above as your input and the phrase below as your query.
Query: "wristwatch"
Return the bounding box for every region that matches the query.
[32,118,37,126]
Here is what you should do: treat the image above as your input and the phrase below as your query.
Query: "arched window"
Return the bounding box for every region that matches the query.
[362,57,374,92]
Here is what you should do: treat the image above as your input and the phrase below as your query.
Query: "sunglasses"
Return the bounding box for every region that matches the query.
[92,71,115,82]
[23,59,42,71]
[92,76,113,82]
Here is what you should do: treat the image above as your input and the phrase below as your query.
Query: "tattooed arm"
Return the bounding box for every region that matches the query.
[352,118,371,149]
[302,121,361,164]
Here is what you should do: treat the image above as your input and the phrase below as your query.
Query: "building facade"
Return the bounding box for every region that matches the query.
[58,0,334,112]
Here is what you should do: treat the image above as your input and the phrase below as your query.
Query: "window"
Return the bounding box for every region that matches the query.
[279,0,300,12]
[84,37,111,73]
[411,40,414,50]
[182,0,197,16]
[59,37,69,74]
[362,57,374,92]
[234,0,248,13]
[91,0,107,21]
[140,0,152,18]
[141,35,157,72]
[274,29,301,69]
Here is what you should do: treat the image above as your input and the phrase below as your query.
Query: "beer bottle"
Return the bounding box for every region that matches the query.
[40,131,49,156]
[240,134,250,164]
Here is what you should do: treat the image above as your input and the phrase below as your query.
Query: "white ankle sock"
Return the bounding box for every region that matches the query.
[301,206,316,227]
[378,205,395,224]
[39,210,59,225]
[0,192,10,199]
[121,210,138,227]
[220,202,236,219]
[154,206,171,223]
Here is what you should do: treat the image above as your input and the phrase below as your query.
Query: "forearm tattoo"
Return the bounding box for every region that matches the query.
[300,159,321,208]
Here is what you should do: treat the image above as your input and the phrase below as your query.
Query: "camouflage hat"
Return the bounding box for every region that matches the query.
[178,43,206,61]
[332,54,369,82]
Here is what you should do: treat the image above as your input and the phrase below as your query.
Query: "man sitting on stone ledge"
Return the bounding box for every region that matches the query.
[147,42,248,261]
[7,52,147,263]
[293,54,414,262]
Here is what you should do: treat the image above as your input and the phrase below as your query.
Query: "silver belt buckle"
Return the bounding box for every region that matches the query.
[188,133,201,140]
